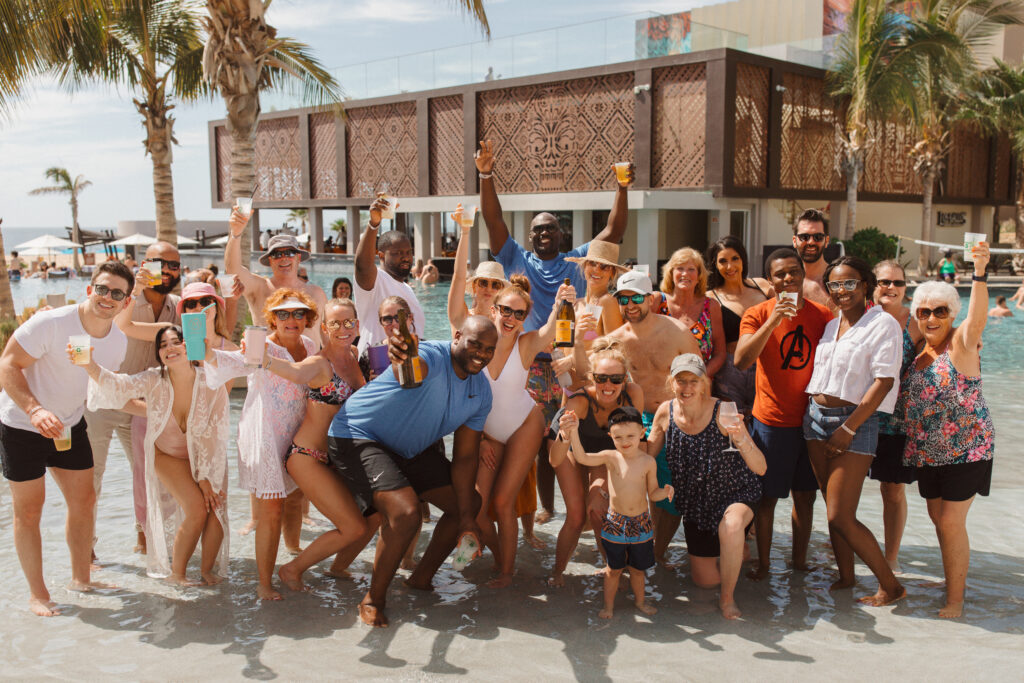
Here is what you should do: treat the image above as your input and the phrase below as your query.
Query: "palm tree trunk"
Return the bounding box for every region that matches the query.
[69,197,83,272]
[845,162,859,240]
[228,108,258,340]
[919,166,938,276]
[0,225,16,320]
[139,99,179,245]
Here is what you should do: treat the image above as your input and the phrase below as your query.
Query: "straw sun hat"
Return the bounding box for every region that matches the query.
[467,261,511,287]
[565,240,628,272]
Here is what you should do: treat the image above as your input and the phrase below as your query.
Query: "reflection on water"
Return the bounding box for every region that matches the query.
[1,281,1023,678]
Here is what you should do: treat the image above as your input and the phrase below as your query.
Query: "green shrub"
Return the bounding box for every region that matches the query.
[0,319,17,353]
[840,227,901,266]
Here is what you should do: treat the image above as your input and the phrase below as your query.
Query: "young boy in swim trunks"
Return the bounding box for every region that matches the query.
[559,406,673,619]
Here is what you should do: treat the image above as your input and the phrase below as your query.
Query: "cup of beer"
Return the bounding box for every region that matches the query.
[54,425,72,452]
[457,206,478,229]
[142,260,163,287]
[69,335,91,366]
[613,162,632,186]
[243,326,267,366]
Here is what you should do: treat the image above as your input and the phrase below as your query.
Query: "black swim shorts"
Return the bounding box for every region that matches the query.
[328,437,450,516]
[0,418,93,482]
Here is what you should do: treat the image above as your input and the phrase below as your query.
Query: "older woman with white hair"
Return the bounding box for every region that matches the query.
[904,243,995,619]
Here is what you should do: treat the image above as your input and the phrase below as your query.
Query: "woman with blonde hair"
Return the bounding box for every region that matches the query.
[566,240,626,336]
[657,247,725,378]
[205,288,318,600]
[546,337,644,586]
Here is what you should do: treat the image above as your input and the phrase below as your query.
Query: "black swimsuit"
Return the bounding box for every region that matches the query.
[712,280,771,344]
[550,390,635,452]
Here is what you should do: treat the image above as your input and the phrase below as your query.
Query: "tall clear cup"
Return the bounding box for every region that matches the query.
[244,326,267,366]
[69,334,91,366]
[54,425,72,452]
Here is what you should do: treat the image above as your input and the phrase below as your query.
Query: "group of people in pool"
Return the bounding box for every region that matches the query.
[0,142,996,626]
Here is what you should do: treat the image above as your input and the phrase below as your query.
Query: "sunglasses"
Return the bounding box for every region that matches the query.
[877,279,907,288]
[269,249,300,260]
[149,258,181,270]
[93,284,129,301]
[183,296,217,310]
[379,314,400,325]
[531,224,558,235]
[494,304,528,321]
[273,309,308,321]
[592,373,626,385]
[325,319,357,330]
[616,294,646,305]
[915,306,950,320]
[796,233,826,243]
[826,279,861,293]
[586,261,615,272]
[475,279,504,291]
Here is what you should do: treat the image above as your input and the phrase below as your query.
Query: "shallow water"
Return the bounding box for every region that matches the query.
[2,278,1023,679]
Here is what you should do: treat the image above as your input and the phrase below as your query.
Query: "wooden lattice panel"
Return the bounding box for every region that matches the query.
[945,125,989,199]
[780,72,843,191]
[861,119,921,195]
[215,125,232,203]
[345,102,418,198]
[651,64,706,188]
[429,95,464,196]
[252,117,302,201]
[310,112,338,199]
[733,63,770,188]
[476,73,635,193]
[993,135,1011,201]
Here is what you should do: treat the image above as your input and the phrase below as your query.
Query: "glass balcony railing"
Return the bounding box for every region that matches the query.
[332,12,749,101]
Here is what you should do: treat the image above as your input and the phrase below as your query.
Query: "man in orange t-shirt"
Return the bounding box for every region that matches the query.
[736,248,833,581]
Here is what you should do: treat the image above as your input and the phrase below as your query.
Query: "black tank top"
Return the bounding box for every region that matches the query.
[550,389,635,453]
[712,281,770,345]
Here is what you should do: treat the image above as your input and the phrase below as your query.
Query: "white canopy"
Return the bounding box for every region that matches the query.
[15,234,83,250]
[108,233,158,247]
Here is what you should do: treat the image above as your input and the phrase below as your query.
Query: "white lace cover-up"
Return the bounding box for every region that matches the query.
[87,366,230,579]
[205,338,313,499]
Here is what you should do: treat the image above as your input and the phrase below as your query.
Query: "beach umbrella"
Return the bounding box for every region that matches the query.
[15,234,83,250]
[108,233,158,247]
[176,235,199,246]
[209,234,231,246]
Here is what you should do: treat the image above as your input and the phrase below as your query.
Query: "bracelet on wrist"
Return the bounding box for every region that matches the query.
[972,273,988,283]
[27,405,43,417]
[839,422,856,436]
[478,172,493,180]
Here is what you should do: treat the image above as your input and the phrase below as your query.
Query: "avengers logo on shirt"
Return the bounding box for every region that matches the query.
[779,325,811,370]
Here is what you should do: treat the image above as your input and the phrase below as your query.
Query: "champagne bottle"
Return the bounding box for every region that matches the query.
[396,308,423,389]
[554,278,575,348]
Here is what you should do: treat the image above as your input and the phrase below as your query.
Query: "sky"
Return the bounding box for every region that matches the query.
[0,0,720,232]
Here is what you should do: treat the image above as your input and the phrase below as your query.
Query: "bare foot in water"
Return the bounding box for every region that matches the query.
[790,560,818,572]
[598,607,613,619]
[278,563,307,592]
[134,531,147,555]
[887,559,902,574]
[399,557,417,571]
[359,598,388,627]
[938,601,963,618]
[67,579,116,593]
[547,574,565,587]
[166,574,202,587]
[534,509,553,525]
[285,545,301,557]
[524,532,547,550]
[325,568,352,580]
[655,556,678,570]
[201,572,224,586]
[487,574,513,588]
[858,584,906,607]
[404,577,434,592]
[257,584,282,601]
[237,519,257,536]
[635,600,657,616]
[746,562,769,581]
[29,597,60,617]
[90,550,101,572]
[830,577,856,591]
[720,601,742,620]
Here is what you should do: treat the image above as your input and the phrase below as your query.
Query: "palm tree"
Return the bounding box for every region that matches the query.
[827,0,919,239]
[48,0,209,245]
[0,218,16,321]
[29,167,91,271]
[330,217,346,246]
[905,0,1022,275]
[286,208,308,236]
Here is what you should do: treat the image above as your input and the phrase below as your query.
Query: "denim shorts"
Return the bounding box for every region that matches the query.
[802,401,879,456]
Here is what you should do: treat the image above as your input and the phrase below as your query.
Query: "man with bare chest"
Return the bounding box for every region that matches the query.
[606,271,699,562]
[792,209,834,311]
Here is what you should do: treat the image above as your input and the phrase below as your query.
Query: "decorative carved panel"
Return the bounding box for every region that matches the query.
[215,125,232,202]
[861,119,921,195]
[733,63,770,188]
[345,102,418,197]
[476,74,635,193]
[309,113,338,199]
[780,72,843,191]
[945,125,989,199]
[252,117,302,201]
[651,64,706,188]
[429,95,464,196]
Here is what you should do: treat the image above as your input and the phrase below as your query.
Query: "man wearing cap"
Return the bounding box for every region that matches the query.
[605,270,700,563]
[225,209,328,346]
[353,194,426,354]
[84,240,182,555]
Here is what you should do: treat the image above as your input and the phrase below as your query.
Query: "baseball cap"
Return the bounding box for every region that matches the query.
[613,270,653,296]
[670,353,707,378]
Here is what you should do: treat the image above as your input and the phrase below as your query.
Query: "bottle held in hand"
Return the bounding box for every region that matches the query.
[397,308,423,389]
[451,532,480,571]
[554,278,575,348]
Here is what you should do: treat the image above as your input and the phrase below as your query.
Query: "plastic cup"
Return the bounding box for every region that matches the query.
[236,196,253,217]
[46,293,66,308]
[613,162,632,185]
[215,274,235,296]
[243,326,266,366]
[963,232,986,262]
[54,425,72,452]
[379,194,397,220]
[457,206,478,228]
[367,343,390,377]
[69,334,90,366]
[142,260,162,287]
[583,303,602,340]
[778,291,799,317]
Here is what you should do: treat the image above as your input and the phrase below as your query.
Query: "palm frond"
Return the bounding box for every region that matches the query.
[264,37,342,110]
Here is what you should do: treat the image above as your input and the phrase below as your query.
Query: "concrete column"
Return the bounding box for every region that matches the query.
[346,206,360,254]
[572,210,592,247]
[832,200,848,238]
[250,208,261,250]
[431,212,443,258]
[636,209,662,274]
[309,207,324,254]
[514,211,530,251]
[414,212,432,263]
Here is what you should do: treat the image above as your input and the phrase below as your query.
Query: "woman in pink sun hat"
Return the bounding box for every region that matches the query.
[115,278,238,352]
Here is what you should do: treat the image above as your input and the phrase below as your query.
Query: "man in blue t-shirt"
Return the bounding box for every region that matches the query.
[474,139,633,521]
[327,316,498,628]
